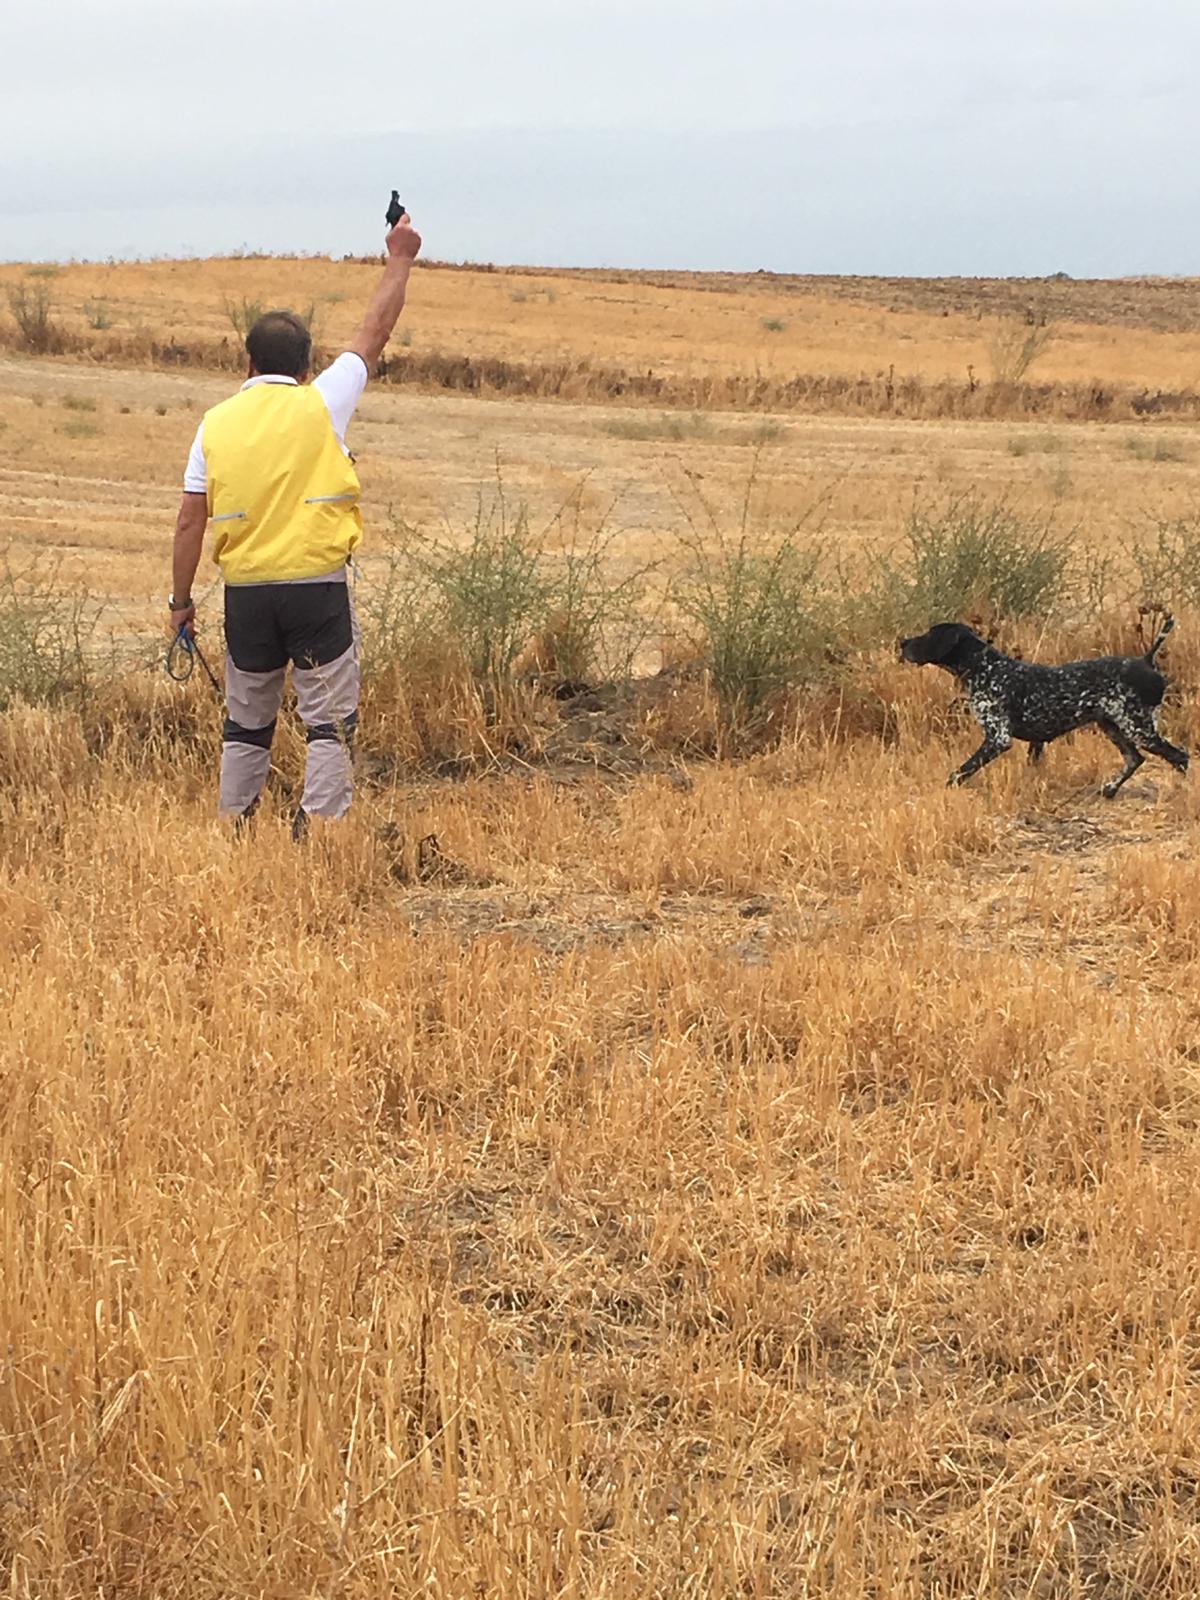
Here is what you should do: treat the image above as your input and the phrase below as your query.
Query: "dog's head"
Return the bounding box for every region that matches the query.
[898,622,988,674]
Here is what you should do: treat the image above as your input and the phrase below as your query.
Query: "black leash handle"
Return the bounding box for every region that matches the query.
[166,625,221,694]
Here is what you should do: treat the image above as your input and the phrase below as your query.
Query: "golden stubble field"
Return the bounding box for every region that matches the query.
[3,258,1200,1596]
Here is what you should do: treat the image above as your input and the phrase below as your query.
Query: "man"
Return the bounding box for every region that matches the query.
[169,210,422,833]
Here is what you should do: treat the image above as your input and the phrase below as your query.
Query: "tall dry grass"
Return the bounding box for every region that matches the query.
[2,621,1200,1594]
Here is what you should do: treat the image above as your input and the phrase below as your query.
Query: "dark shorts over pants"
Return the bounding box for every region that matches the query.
[220,579,360,819]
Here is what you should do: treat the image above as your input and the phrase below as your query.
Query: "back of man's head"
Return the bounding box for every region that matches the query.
[245,310,311,379]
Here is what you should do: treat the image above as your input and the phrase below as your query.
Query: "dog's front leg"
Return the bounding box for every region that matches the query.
[948,732,1012,786]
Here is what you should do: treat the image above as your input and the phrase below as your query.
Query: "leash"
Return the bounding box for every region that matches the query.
[165,624,221,695]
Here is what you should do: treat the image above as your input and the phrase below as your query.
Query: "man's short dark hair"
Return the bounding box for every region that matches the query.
[245,310,312,378]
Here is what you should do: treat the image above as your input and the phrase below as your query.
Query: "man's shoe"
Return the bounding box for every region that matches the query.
[291,807,310,842]
[234,797,260,837]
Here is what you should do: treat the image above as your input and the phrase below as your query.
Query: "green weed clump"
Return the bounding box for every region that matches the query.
[671,473,837,730]
[1133,512,1200,610]
[878,494,1072,630]
[1126,433,1189,464]
[359,484,651,691]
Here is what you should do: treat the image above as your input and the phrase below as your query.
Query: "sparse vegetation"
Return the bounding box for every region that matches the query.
[83,298,112,329]
[601,411,713,442]
[988,314,1057,383]
[748,418,784,444]
[1008,431,1065,456]
[672,472,836,729]
[761,316,786,332]
[1126,432,1189,463]
[879,493,1072,628]
[0,556,97,708]
[6,281,68,354]
[1133,511,1200,610]
[220,293,266,341]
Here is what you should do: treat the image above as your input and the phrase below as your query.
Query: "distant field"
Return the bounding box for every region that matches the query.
[4,261,1200,1596]
[504,262,1200,334]
[5,257,1200,410]
[2,257,1200,619]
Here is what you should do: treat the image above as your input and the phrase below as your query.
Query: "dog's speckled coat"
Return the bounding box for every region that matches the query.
[900,619,1190,795]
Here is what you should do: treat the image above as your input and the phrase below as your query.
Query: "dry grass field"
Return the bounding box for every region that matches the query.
[3,257,1200,1596]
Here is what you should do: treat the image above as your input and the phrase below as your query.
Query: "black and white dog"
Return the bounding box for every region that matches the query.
[899,617,1189,796]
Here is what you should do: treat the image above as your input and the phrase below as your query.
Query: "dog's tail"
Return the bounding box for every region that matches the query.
[1146,613,1176,664]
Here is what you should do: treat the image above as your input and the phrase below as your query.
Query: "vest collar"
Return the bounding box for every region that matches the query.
[241,375,299,391]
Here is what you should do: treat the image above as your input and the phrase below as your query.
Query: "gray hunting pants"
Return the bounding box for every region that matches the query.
[219,578,360,820]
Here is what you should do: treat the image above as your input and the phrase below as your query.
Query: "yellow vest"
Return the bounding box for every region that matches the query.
[202,382,362,583]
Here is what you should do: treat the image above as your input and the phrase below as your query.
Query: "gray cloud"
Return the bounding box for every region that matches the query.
[2,0,1198,272]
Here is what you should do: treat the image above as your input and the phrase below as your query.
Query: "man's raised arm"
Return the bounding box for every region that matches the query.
[347,213,422,370]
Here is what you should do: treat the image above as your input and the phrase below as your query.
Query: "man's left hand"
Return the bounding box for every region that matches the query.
[169,601,196,638]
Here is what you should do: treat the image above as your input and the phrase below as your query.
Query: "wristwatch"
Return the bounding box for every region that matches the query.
[169,594,193,610]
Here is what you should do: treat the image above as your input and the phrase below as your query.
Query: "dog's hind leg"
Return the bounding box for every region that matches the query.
[1139,732,1190,773]
[1098,719,1144,798]
[1027,741,1045,765]
[1121,706,1189,776]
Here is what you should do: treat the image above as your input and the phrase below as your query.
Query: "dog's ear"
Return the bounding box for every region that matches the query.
[925,622,974,662]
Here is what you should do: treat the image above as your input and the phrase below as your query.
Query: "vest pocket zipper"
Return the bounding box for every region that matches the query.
[304,494,358,505]
[211,511,247,522]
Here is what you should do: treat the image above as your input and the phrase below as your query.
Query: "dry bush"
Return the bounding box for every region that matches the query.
[0,555,101,709]
[1133,511,1200,612]
[988,314,1058,383]
[220,293,265,341]
[5,281,71,354]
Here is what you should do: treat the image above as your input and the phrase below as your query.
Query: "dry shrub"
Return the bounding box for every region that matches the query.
[669,468,843,740]
[0,556,101,710]
[988,314,1058,383]
[5,281,71,354]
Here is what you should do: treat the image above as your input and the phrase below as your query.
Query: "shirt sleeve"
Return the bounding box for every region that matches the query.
[313,350,369,445]
[182,422,207,495]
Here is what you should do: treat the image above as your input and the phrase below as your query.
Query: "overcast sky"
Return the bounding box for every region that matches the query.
[2,0,1198,274]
